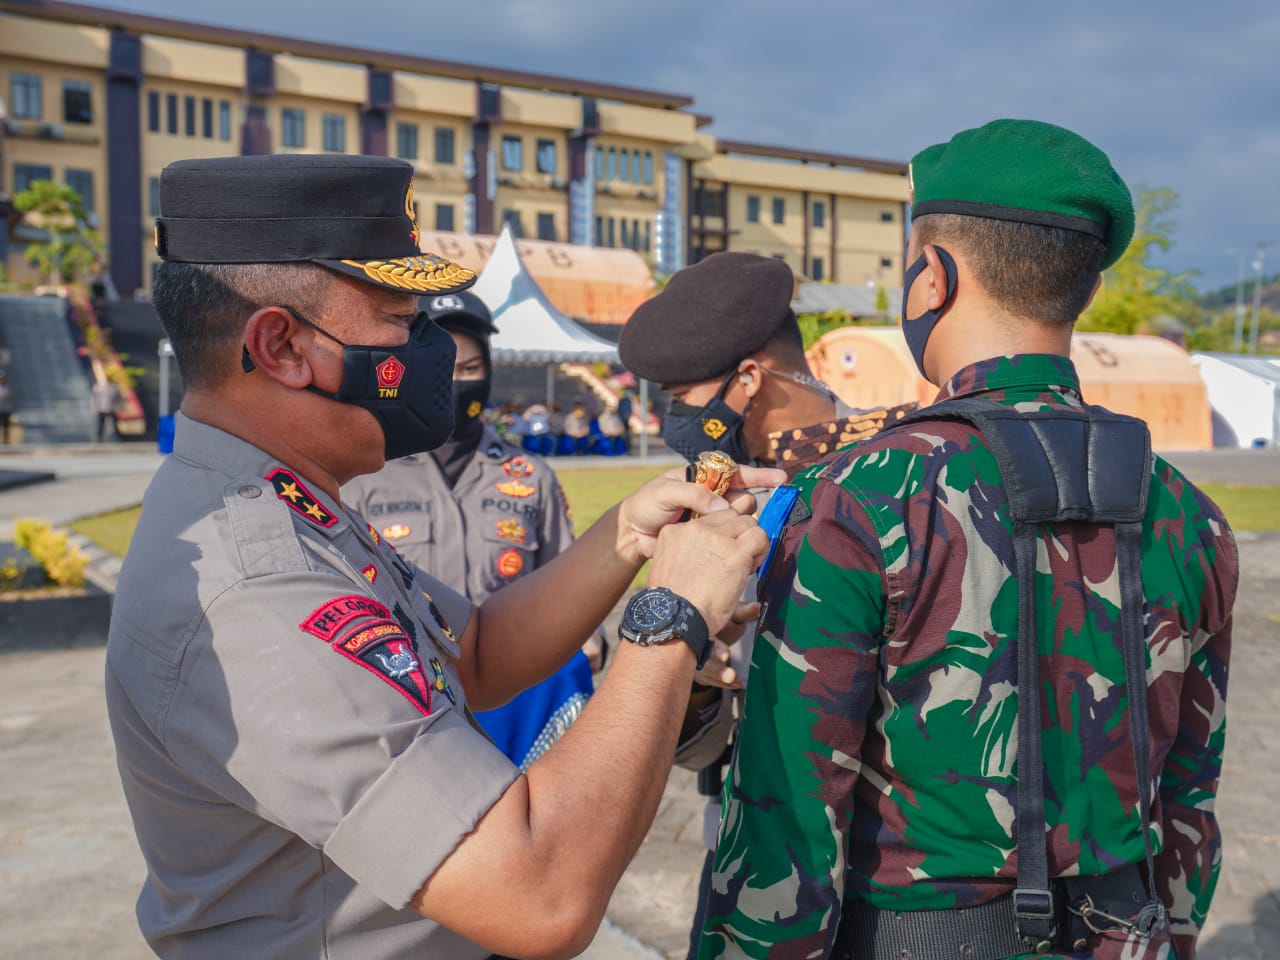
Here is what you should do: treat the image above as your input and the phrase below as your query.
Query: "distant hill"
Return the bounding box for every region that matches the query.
[1199,273,1280,311]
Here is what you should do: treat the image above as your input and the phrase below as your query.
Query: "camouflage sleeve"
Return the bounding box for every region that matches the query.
[1154,491,1237,960]
[699,476,887,959]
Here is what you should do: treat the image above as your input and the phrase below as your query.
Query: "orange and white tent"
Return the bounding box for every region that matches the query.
[805,327,1212,451]
[418,229,653,326]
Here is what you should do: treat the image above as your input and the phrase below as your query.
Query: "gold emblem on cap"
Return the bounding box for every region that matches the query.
[907,162,915,205]
[405,180,419,244]
[343,255,476,293]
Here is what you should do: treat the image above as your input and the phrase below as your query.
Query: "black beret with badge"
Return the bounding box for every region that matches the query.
[153,153,475,295]
[619,251,796,385]
[423,290,498,339]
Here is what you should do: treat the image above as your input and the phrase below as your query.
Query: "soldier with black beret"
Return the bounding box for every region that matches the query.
[621,251,912,958]
[105,153,778,960]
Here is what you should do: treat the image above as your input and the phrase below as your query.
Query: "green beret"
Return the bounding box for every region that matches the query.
[910,119,1134,269]
[619,252,794,385]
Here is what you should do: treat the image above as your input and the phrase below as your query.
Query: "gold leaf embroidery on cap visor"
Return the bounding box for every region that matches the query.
[342,256,476,292]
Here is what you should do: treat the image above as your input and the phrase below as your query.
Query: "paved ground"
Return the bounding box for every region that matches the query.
[0,443,1278,958]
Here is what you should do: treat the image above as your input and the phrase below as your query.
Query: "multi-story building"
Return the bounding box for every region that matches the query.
[689,139,910,286]
[1,0,907,301]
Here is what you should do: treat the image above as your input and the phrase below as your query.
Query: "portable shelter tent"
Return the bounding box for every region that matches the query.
[419,228,653,326]
[805,328,1212,451]
[1190,353,1280,448]
[468,226,657,455]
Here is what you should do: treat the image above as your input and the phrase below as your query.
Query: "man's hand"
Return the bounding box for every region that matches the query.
[616,465,786,565]
[645,510,769,638]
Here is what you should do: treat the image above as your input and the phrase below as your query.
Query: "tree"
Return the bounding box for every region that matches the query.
[11,179,103,287]
[1077,186,1196,336]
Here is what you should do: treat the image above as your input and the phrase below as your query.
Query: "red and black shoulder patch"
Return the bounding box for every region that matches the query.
[265,468,338,528]
[299,594,391,642]
[333,618,434,716]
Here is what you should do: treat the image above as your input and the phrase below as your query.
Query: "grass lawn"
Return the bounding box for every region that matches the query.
[68,473,1280,560]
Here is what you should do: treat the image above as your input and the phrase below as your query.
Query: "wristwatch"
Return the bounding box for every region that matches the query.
[618,587,713,669]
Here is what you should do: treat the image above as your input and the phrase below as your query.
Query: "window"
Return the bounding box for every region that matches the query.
[166,93,178,134]
[772,197,785,225]
[149,176,161,217]
[594,146,604,180]
[11,73,41,119]
[593,216,603,246]
[880,210,895,222]
[536,212,556,241]
[643,220,651,253]
[434,126,455,164]
[620,219,629,249]
[219,101,231,140]
[812,200,826,228]
[435,203,455,231]
[619,149,629,182]
[632,149,642,183]
[700,189,724,219]
[501,135,523,171]
[322,113,345,152]
[13,164,53,194]
[63,80,92,124]
[369,71,391,107]
[880,257,893,269]
[185,96,196,136]
[607,147,617,180]
[202,99,213,138]
[535,138,557,175]
[501,209,524,237]
[810,257,824,281]
[65,169,94,212]
[281,108,306,148]
[147,91,160,132]
[643,150,653,185]
[396,122,418,160]
[606,217,615,247]
[746,195,760,223]
[632,219,641,250]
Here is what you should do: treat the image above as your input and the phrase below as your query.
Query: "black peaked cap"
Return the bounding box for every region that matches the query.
[423,290,499,339]
[154,154,475,296]
[619,252,795,384]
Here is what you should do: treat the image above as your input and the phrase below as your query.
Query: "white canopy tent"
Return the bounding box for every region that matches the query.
[469,226,653,456]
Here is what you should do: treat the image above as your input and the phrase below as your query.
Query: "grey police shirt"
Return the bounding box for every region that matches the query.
[342,425,574,604]
[105,413,517,960]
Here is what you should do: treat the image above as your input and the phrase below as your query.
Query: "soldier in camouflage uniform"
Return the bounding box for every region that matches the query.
[700,120,1237,960]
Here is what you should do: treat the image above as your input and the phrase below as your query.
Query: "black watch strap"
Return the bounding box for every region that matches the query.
[670,595,712,669]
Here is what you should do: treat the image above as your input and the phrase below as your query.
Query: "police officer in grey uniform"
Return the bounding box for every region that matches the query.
[344,291,603,770]
[105,154,774,960]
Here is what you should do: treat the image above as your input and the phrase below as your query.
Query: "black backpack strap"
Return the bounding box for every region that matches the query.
[888,398,1161,949]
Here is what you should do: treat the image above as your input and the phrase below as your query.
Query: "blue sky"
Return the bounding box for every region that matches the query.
[106,0,1280,293]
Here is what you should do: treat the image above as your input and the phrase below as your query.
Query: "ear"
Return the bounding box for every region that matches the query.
[1081,273,1104,313]
[921,244,950,311]
[243,306,317,389]
[737,358,763,400]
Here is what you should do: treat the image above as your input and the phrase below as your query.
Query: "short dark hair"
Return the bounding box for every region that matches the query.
[756,310,809,371]
[912,213,1107,326]
[152,262,332,388]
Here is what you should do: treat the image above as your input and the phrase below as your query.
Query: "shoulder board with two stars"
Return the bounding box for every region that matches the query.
[265,467,338,528]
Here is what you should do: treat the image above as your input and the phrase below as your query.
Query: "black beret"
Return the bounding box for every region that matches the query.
[154,154,475,296]
[619,252,795,384]
[423,290,498,340]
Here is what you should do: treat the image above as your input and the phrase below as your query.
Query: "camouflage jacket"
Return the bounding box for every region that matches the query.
[700,355,1237,960]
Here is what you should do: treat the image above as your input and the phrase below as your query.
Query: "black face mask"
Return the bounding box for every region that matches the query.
[451,377,490,441]
[662,369,752,464]
[270,307,458,460]
[901,245,958,378]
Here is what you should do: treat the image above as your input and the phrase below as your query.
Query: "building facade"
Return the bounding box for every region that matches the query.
[1,0,907,298]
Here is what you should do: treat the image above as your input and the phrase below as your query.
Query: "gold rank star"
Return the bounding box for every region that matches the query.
[305,502,328,522]
[278,481,304,503]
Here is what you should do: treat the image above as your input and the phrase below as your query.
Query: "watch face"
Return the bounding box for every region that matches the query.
[630,590,678,631]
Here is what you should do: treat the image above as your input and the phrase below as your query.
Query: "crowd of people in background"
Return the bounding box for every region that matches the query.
[490,388,639,457]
